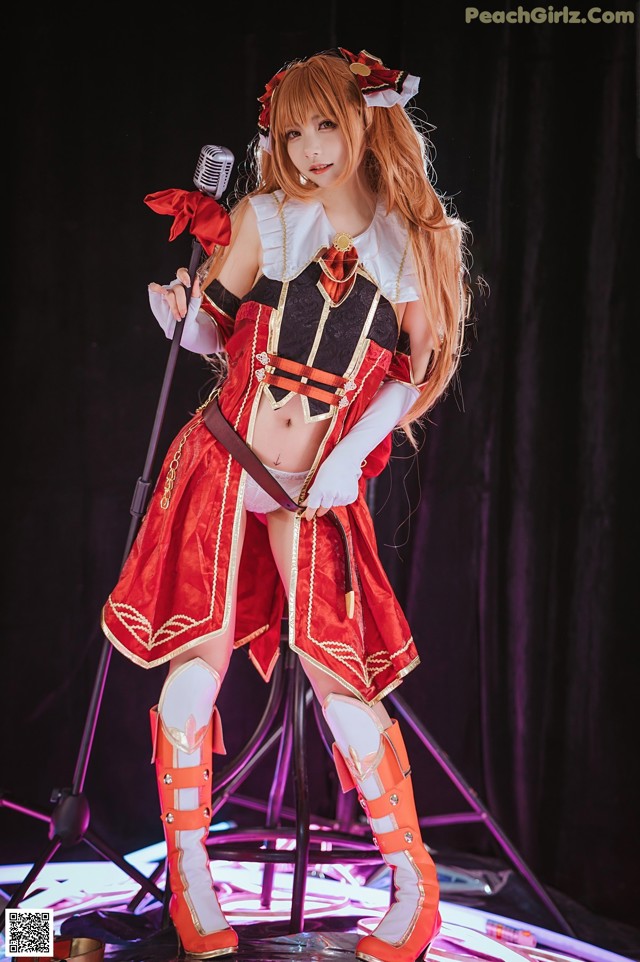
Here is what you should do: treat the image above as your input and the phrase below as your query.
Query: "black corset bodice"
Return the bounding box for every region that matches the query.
[240,261,399,419]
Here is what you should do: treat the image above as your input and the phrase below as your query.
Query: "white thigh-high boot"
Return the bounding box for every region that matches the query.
[151,657,237,958]
[323,694,441,962]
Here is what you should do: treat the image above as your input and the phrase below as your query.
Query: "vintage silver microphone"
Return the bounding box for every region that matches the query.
[193,144,235,199]
[137,142,236,508]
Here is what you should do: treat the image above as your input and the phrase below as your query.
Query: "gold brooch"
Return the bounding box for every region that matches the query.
[350,62,372,77]
[333,231,354,252]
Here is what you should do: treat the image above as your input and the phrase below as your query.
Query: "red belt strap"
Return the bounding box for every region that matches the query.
[264,355,346,406]
[269,355,346,387]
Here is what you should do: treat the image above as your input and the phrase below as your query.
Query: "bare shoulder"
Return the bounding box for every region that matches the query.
[216,200,262,297]
[399,298,428,335]
[230,198,260,239]
[397,298,435,385]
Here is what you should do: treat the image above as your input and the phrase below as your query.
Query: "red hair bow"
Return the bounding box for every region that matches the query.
[338,48,420,107]
[256,48,419,153]
[257,68,288,151]
[143,188,231,255]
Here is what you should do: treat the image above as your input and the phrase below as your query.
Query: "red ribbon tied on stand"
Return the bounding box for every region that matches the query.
[143,188,231,255]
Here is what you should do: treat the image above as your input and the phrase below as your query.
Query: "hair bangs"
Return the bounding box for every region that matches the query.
[272,61,341,140]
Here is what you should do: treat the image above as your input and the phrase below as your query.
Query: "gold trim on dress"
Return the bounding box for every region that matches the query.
[285,502,420,704]
[100,614,235,670]
[202,289,235,324]
[395,234,411,304]
[248,643,281,683]
[233,624,270,648]
[289,644,421,706]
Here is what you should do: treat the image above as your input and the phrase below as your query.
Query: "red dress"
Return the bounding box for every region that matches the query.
[101,191,422,704]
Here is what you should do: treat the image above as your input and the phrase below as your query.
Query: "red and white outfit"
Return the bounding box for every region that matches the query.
[107,47,444,962]
[101,190,425,704]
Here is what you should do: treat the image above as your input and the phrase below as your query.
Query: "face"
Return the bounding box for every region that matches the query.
[285,112,350,188]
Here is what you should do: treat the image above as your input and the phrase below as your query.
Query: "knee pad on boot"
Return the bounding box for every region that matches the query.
[322,693,390,797]
[158,657,222,753]
[154,657,226,817]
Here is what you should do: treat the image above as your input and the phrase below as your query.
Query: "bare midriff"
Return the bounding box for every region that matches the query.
[251,391,329,472]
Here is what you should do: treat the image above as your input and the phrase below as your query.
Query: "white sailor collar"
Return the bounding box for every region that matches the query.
[249,189,420,304]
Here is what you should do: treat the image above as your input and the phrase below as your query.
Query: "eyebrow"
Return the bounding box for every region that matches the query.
[286,113,331,129]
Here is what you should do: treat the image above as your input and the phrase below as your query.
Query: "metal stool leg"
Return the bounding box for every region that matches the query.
[258,646,311,932]
[260,649,296,909]
[290,654,310,933]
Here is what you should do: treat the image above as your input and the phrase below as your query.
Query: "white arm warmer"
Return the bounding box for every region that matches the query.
[149,279,224,355]
[304,381,419,511]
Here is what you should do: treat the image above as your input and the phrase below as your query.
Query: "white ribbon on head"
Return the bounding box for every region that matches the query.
[362,72,420,108]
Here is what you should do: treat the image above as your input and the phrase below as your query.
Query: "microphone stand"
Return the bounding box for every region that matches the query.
[0,237,205,927]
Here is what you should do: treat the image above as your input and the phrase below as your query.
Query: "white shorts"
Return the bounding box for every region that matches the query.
[243,467,308,514]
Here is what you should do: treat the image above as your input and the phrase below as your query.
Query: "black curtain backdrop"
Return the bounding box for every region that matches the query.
[3,0,638,942]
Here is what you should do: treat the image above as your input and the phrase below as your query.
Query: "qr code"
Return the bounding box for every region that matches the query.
[5,909,54,957]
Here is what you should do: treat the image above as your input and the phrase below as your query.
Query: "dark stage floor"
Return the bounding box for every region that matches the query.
[1,840,638,962]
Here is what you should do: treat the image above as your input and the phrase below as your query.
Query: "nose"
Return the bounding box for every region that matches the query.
[302,133,320,158]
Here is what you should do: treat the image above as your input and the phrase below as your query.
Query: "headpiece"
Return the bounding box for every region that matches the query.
[257,47,420,152]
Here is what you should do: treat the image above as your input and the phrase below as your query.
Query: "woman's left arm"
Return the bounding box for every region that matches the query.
[397,299,435,387]
[301,302,436,521]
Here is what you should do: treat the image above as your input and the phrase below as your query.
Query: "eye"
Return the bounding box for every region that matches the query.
[319,119,337,130]
[285,129,301,140]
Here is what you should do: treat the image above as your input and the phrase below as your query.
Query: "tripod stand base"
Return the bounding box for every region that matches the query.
[0,791,165,932]
[2,848,622,962]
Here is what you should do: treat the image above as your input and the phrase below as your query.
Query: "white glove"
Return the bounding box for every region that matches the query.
[149,279,223,355]
[303,380,419,519]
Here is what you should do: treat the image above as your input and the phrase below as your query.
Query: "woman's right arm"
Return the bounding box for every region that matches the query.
[148,201,262,353]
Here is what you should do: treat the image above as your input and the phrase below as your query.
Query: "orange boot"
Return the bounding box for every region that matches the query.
[151,658,238,958]
[323,694,441,962]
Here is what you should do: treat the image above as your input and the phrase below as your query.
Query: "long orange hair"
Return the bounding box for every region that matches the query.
[201,51,472,434]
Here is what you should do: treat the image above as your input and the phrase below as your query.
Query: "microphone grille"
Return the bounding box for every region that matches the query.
[193,145,235,199]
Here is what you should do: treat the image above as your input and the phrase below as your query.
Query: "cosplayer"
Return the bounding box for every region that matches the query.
[102,47,470,962]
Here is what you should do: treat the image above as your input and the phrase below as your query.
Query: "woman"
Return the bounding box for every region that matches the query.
[102,47,471,962]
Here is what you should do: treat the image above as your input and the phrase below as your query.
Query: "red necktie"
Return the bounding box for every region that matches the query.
[318,238,359,306]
